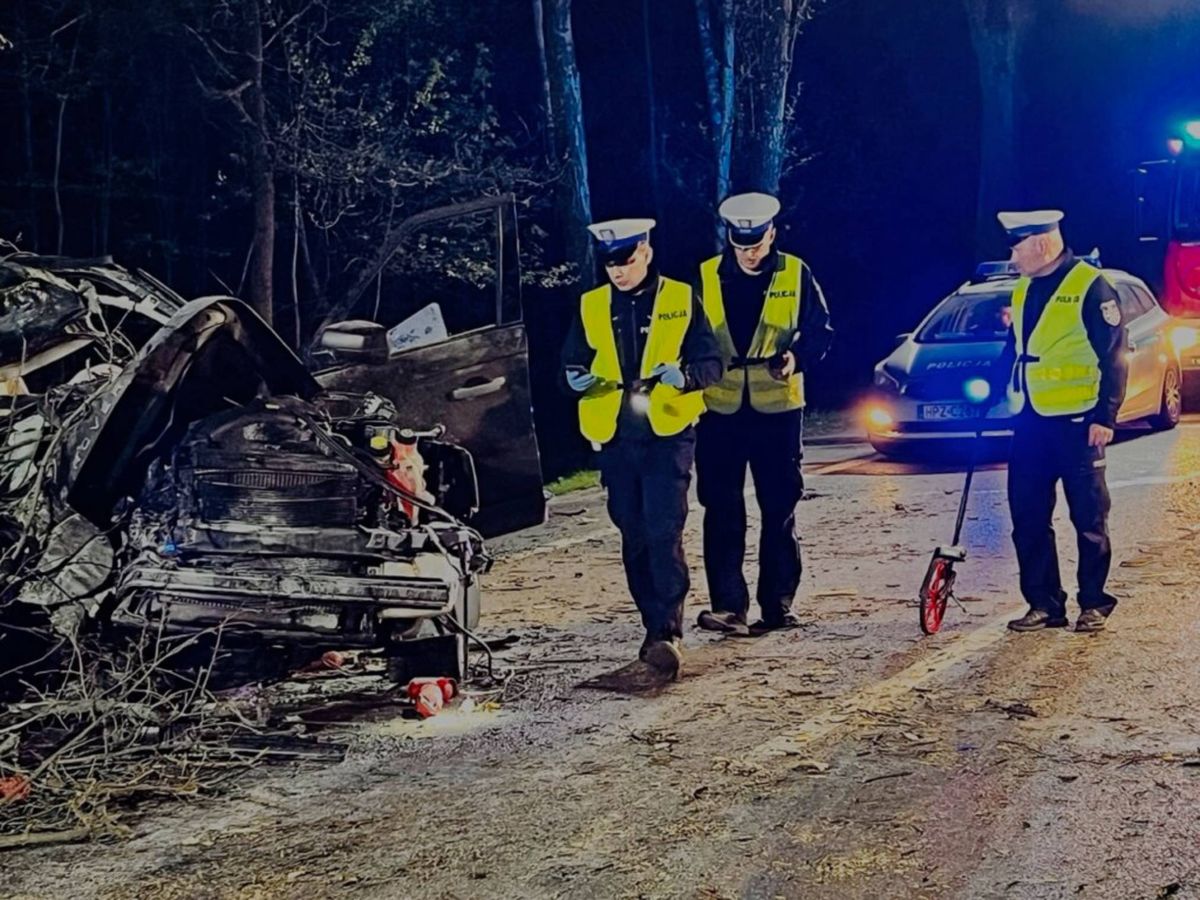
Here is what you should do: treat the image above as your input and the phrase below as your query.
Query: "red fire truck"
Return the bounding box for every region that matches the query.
[1137,123,1200,387]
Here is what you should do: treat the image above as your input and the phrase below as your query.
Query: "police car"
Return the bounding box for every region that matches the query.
[864,257,1184,456]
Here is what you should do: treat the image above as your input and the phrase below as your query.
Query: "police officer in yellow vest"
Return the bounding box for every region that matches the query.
[694,193,833,637]
[560,218,723,678]
[1000,210,1128,634]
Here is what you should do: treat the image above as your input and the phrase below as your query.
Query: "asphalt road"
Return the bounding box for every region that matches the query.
[6,415,1200,900]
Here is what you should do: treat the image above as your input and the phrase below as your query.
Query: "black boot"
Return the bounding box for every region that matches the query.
[697,610,749,636]
[642,638,683,679]
[744,612,804,637]
[1007,608,1069,632]
[1074,608,1109,633]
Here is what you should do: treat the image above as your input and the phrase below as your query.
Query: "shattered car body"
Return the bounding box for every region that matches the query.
[1,256,183,609]
[0,256,187,683]
[2,255,493,685]
[113,389,487,669]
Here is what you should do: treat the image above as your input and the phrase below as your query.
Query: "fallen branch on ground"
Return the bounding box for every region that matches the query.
[0,622,343,847]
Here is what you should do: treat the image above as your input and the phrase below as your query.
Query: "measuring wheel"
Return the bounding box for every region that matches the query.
[918,549,961,635]
[915,383,991,636]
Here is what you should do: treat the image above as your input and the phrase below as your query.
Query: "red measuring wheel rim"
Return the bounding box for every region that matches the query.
[919,558,953,635]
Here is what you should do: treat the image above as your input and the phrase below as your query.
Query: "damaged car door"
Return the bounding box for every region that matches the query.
[310,196,545,537]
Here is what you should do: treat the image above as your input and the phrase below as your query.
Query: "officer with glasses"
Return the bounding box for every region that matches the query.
[999,209,1127,634]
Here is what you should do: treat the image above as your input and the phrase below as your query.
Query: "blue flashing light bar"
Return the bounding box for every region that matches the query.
[973,260,1017,279]
[972,250,1102,282]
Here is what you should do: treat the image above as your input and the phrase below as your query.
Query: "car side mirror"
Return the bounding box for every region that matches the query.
[317,320,389,365]
[895,332,912,347]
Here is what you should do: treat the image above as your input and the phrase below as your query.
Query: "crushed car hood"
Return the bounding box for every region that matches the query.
[66,296,320,524]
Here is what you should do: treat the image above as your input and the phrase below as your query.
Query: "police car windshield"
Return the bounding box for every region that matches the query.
[915,290,1012,343]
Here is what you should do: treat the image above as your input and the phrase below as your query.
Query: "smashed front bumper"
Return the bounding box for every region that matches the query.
[111,549,477,648]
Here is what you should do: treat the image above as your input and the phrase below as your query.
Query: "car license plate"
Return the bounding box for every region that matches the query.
[918,403,971,420]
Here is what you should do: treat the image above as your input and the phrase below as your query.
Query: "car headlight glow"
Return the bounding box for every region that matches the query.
[963,377,991,403]
[1170,324,1198,355]
[865,406,894,430]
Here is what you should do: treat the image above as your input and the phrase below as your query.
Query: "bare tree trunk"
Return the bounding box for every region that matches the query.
[53,94,68,255]
[99,88,112,255]
[965,0,1035,256]
[292,178,301,347]
[695,0,734,246]
[531,0,556,157]
[18,50,39,251]
[297,206,323,321]
[540,0,593,283]
[13,7,39,250]
[642,0,661,221]
[246,0,275,326]
[15,8,41,254]
[194,124,211,297]
[52,28,82,256]
[730,0,810,195]
[154,54,177,284]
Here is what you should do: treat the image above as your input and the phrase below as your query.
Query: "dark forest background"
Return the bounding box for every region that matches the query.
[2,0,1199,476]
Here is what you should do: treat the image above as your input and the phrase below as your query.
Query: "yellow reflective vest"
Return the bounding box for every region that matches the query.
[577,276,707,445]
[700,252,805,414]
[1009,260,1105,417]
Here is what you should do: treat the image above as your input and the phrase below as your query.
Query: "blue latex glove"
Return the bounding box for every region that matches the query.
[565,368,598,392]
[649,363,686,389]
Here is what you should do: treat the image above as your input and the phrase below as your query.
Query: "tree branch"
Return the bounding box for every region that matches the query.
[262,2,317,52]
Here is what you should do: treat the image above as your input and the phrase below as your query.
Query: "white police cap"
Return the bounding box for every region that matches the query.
[997,210,1064,244]
[719,192,781,247]
[587,218,655,262]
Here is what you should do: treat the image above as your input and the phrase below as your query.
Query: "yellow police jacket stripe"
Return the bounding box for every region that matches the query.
[700,252,805,414]
[577,277,707,445]
[1009,260,1103,417]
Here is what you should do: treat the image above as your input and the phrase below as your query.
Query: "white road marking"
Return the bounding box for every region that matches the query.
[507,462,1199,562]
[977,467,1200,495]
[502,526,614,562]
[1107,469,1200,490]
[503,451,872,563]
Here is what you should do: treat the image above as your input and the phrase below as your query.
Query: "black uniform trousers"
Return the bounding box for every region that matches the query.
[695,405,804,620]
[1008,414,1118,618]
[596,430,695,644]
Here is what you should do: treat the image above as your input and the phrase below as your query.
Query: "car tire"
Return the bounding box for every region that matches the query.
[1149,365,1183,431]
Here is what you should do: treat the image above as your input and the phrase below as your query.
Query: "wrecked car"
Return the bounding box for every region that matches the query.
[1,198,545,685]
